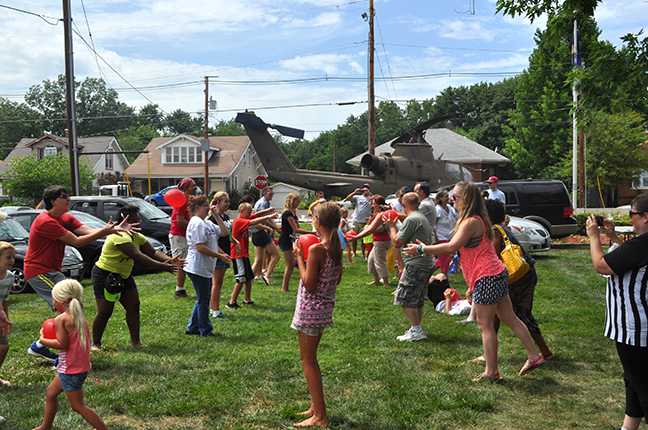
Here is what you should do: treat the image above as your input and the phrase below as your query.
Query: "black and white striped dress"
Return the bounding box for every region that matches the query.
[603,233,648,347]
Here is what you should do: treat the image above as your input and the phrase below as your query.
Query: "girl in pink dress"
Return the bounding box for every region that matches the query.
[291,202,343,428]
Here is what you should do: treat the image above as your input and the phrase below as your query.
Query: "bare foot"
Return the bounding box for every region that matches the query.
[131,342,148,349]
[294,415,328,428]
[0,378,10,386]
[296,409,313,417]
[281,289,290,293]
[365,281,379,286]
[391,290,397,295]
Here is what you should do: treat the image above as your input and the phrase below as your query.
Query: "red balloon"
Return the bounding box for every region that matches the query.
[384,210,399,221]
[345,230,358,241]
[298,234,321,259]
[42,318,56,340]
[164,188,187,207]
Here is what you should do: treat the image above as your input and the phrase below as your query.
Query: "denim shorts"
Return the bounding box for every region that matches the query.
[215,258,230,269]
[59,371,88,392]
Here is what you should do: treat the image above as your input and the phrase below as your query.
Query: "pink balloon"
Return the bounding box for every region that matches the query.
[164,189,187,207]
[42,318,56,340]
[298,234,321,259]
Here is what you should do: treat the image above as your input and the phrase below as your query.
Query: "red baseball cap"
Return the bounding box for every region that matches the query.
[362,183,371,189]
[486,176,499,183]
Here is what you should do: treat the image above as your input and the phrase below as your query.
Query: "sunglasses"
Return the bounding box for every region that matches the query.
[629,210,645,217]
[58,194,70,199]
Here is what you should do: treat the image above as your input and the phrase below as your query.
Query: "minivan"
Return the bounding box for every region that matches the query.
[476,179,577,238]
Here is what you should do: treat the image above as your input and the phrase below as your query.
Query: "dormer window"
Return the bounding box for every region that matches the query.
[164,146,203,164]
[38,145,62,159]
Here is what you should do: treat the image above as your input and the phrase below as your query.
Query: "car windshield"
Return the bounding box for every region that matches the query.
[0,218,30,241]
[69,211,106,229]
[131,199,170,220]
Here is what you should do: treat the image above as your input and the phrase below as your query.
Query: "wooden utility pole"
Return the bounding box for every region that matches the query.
[63,0,80,195]
[368,0,375,155]
[204,76,209,196]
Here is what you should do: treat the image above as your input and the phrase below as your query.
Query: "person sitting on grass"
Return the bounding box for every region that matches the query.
[426,273,472,316]
[226,203,278,309]
[291,202,343,428]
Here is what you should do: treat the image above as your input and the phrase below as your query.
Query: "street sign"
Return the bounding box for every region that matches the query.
[254,175,268,190]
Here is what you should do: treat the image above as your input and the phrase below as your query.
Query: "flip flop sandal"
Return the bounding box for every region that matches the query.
[472,372,501,382]
[519,355,545,376]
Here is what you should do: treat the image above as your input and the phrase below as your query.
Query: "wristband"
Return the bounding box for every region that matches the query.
[417,244,424,255]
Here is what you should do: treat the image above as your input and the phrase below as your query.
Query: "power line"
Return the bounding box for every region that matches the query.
[0,3,61,25]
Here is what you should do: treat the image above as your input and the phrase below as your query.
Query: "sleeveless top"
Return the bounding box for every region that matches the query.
[56,313,91,375]
[459,216,506,290]
[292,244,343,328]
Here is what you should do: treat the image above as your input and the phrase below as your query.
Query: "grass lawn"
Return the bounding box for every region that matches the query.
[0,245,628,429]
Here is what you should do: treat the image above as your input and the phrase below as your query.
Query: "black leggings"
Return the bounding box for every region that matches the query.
[616,342,648,420]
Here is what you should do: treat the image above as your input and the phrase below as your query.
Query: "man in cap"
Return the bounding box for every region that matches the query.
[346,183,373,258]
[169,177,198,299]
[486,176,506,204]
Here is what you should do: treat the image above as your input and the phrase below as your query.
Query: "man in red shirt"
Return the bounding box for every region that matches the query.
[169,178,198,299]
[25,185,137,362]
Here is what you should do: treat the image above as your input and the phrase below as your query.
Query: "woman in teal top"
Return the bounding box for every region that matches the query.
[90,205,184,350]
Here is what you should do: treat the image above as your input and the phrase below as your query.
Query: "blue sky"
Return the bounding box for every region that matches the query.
[1,0,646,140]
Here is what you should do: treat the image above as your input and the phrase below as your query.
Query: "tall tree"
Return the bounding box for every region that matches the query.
[115,125,161,163]
[0,98,43,159]
[24,75,135,137]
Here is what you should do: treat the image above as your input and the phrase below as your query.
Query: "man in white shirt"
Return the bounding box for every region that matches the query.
[486,176,506,204]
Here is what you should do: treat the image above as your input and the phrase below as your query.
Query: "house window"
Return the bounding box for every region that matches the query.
[234,175,238,190]
[44,146,58,156]
[105,149,113,170]
[164,146,203,164]
[242,150,246,167]
[633,171,648,189]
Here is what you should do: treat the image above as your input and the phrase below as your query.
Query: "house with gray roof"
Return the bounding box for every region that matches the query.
[346,124,510,182]
[0,134,130,195]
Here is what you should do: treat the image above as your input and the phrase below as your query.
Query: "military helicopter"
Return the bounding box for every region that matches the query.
[235,111,474,197]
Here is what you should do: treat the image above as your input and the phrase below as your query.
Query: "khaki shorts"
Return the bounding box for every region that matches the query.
[169,234,189,259]
[394,265,432,309]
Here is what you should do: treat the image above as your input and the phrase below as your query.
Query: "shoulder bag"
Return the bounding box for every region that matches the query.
[494,224,529,284]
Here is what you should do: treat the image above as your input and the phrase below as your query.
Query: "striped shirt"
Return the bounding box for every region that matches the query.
[603,233,648,346]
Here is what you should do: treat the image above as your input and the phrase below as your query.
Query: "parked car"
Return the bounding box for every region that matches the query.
[507,216,551,253]
[144,185,203,207]
[476,179,577,238]
[0,215,84,294]
[69,196,172,246]
[10,210,168,277]
[0,206,34,213]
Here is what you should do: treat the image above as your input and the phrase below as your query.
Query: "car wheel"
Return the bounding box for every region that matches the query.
[151,200,158,206]
[10,267,32,294]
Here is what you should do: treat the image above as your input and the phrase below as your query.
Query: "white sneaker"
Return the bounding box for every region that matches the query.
[0,416,5,424]
[397,328,427,342]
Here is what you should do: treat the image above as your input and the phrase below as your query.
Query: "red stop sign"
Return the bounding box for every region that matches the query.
[254,176,268,190]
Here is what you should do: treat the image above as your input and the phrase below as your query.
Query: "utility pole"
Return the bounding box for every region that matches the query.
[367,0,375,156]
[571,13,579,208]
[63,0,80,195]
[204,76,209,196]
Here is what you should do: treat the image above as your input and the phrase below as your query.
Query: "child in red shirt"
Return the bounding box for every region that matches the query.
[226,203,277,309]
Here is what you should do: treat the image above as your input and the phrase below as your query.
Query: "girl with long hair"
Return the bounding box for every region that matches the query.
[278,193,312,292]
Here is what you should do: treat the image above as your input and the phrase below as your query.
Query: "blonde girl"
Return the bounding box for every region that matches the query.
[33,279,108,430]
[278,193,312,292]
[291,202,343,428]
[404,182,543,381]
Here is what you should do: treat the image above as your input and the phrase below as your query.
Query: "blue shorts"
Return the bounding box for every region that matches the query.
[215,258,230,269]
[59,371,88,392]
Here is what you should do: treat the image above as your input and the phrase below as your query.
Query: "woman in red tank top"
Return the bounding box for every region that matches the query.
[404,182,544,381]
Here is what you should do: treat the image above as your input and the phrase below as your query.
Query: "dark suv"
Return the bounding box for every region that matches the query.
[477,179,577,238]
[69,196,172,246]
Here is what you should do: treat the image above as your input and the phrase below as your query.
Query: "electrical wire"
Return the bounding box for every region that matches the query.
[0,3,61,25]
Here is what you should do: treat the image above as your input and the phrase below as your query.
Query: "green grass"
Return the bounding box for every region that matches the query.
[0,246,628,429]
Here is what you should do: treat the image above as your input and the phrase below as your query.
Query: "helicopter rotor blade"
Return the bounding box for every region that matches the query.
[271,124,305,139]
[391,113,459,147]
[235,112,268,129]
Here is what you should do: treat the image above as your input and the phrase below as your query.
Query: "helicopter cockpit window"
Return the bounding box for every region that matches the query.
[445,163,463,181]
[461,166,474,182]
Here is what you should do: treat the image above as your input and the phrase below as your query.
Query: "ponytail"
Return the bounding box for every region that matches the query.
[52,279,88,350]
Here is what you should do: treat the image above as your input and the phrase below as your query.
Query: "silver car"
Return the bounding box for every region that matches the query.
[507,216,551,253]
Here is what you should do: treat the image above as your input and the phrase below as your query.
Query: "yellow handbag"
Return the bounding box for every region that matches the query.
[494,225,530,284]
